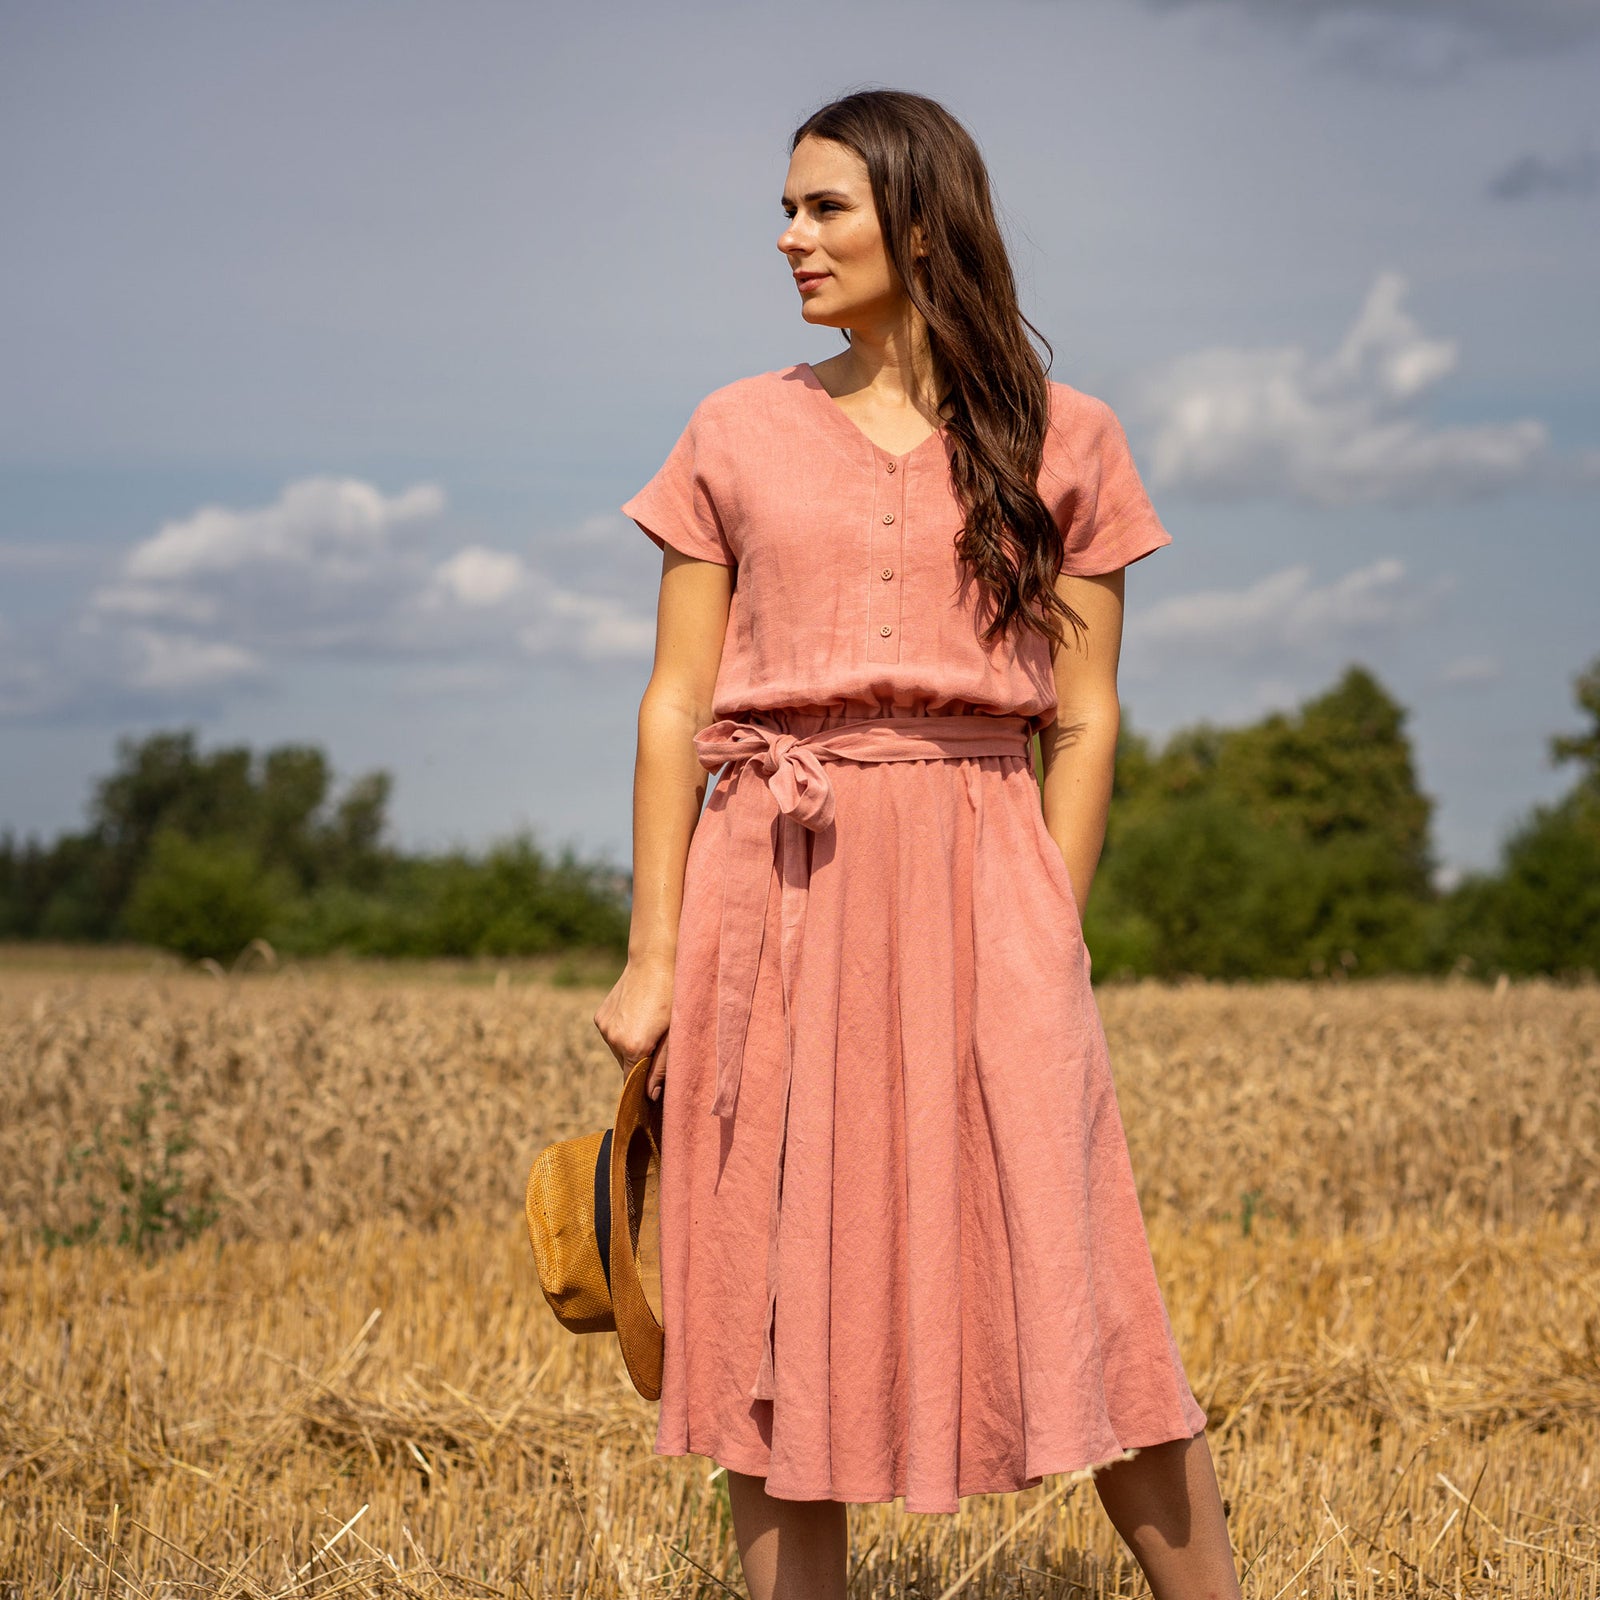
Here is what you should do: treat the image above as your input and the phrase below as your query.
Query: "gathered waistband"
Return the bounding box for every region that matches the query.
[687,709,1034,1402]
[717,703,1034,737]
[695,708,1033,799]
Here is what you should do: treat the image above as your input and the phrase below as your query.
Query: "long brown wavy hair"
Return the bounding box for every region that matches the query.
[791,89,1085,653]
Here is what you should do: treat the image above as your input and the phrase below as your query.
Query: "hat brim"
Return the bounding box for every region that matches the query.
[609,1043,665,1399]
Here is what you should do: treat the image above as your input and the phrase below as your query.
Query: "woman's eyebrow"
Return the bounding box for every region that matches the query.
[781,187,853,205]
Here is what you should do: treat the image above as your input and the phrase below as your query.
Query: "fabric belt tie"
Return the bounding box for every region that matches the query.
[689,710,1035,1400]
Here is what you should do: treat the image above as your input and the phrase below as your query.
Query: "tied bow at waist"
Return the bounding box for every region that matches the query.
[691,711,1036,1120]
[688,710,1034,1401]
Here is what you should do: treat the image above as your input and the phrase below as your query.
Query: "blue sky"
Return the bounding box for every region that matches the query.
[2,0,1596,884]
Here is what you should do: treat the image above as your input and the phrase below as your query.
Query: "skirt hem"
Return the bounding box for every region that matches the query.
[652,1417,1210,1516]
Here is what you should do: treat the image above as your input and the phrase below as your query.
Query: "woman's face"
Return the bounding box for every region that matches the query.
[778,135,916,336]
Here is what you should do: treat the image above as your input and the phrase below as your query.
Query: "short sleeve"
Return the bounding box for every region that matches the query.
[1052,397,1172,577]
[621,405,735,567]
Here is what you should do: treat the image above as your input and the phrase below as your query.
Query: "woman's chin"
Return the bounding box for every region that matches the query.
[800,305,848,331]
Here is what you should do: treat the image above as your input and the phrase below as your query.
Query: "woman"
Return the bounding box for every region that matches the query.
[595,89,1243,1600]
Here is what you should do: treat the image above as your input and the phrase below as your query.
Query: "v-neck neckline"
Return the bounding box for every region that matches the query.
[796,362,949,463]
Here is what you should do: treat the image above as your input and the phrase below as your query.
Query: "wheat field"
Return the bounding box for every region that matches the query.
[2,951,1597,1597]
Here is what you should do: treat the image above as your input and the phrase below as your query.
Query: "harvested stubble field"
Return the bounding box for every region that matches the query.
[1,956,1597,1599]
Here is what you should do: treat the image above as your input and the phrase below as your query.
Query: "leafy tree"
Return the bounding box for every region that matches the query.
[1089,665,1435,976]
[1,821,119,941]
[1441,654,1600,976]
[1,729,630,960]
[90,730,257,916]
[325,771,393,888]
[419,834,632,957]
[1218,666,1434,894]
[123,829,290,962]
[1085,793,1313,978]
[1457,800,1600,975]
[1550,656,1600,796]
[255,744,336,889]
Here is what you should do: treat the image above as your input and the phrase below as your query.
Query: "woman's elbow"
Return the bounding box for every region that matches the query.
[639,675,715,739]
[1047,690,1121,755]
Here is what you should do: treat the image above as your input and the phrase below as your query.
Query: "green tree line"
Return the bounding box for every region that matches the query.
[1076,656,1599,980]
[0,732,630,962]
[1,656,1595,976]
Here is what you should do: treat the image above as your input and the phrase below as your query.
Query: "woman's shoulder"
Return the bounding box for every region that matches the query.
[683,364,809,427]
[1044,376,1125,438]
[1041,377,1142,481]
[1041,376,1171,571]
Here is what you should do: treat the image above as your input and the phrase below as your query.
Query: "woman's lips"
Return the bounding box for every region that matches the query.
[795,272,829,292]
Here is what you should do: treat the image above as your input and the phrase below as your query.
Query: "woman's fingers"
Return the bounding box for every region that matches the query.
[593,962,672,1083]
[616,1035,667,1087]
[646,1034,668,1100]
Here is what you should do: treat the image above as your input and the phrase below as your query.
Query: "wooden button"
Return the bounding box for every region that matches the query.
[882,512,894,524]
[879,624,892,636]
[881,567,893,580]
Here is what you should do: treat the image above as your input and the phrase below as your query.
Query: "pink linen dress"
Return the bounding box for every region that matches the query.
[622,362,1208,1515]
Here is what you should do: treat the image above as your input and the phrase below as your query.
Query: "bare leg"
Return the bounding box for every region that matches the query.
[724,1468,849,1600]
[1092,1431,1242,1600]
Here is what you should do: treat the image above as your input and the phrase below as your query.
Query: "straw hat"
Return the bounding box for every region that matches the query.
[524,1042,665,1399]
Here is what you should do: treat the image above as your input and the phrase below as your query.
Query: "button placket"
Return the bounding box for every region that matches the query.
[867,449,906,661]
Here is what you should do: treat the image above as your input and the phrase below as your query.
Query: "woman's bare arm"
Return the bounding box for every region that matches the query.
[593,546,733,1097]
[1037,568,1128,915]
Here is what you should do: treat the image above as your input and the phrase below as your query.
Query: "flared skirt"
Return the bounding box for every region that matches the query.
[651,708,1207,1514]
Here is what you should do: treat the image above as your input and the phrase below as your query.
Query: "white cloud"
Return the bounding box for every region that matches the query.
[23,477,662,714]
[431,546,529,607]
[90,584,221,625]
[1135,271,1562,506]
[123,630,265,692]
[88,476,449,650]
[425,543,654,658]
[122,477,444,583]
[1436,654,1503,687]
[525,589,658,659]
[1138,556,1434,661]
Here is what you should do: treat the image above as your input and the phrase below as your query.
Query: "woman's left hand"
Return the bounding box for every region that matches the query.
[644,1031,669,1102]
